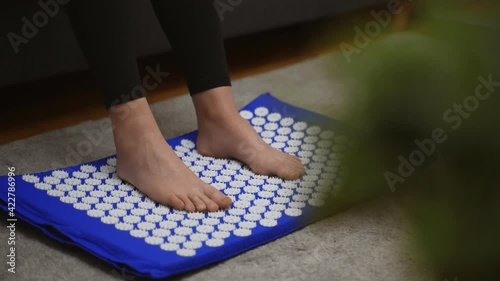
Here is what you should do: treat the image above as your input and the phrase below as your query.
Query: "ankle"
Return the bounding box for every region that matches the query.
[192,86,239,122]
[109,99,164,150]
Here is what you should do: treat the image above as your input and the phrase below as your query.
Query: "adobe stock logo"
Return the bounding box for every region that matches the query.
[213,0,244,21]
[340,0,412,63]
[7,0,70,54]
[384,74,499,191]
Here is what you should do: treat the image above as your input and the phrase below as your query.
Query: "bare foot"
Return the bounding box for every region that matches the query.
[194,87,305,180]
[110,98,232,212]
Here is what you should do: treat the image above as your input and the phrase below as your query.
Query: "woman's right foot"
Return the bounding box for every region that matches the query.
[110,98,232,212]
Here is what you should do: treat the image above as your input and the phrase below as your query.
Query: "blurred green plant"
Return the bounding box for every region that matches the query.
[321,1,500,280]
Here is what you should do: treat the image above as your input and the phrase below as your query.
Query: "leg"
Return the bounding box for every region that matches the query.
[109,99,231,212]
[193,87,305,179]
[150,0,231,95]
[151,0,305,179]
[65,0,143,108]
[65,0,231,211]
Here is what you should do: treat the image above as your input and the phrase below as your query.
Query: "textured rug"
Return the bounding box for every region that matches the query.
[0,52,430,281]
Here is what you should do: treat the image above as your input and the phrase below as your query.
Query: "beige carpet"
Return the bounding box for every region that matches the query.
[0,52,432,281]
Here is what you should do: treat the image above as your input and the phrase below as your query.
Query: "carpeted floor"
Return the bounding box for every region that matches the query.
[0,52,432,281]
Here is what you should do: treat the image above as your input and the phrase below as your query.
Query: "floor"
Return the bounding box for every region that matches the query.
[0,3,411,145]
[0,4,432,281]
[0,45,431,281]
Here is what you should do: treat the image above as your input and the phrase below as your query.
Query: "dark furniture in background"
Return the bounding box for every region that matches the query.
[1,0,383,87]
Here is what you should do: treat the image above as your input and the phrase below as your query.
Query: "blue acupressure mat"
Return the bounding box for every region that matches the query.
[0,93,352,279]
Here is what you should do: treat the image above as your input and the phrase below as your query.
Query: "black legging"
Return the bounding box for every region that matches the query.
[65,0,231,109]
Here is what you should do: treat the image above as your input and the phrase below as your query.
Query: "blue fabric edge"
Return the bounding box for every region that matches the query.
[0,93,341,279]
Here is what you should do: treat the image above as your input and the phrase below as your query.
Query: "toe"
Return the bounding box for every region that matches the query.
[199,194,219,212]
[289,155,305,172]
[163,195,185,210]
[277,159,305,180]
[288,154,303,165]
[189,195,207,212]
[179,195,196,212]
[278,168,298,180]
[204,185,232,209]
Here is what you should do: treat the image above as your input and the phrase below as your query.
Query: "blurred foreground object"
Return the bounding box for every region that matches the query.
[324,1,500,280]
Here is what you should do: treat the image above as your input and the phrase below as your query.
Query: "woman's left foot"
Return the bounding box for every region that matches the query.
[193,87,305,180]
